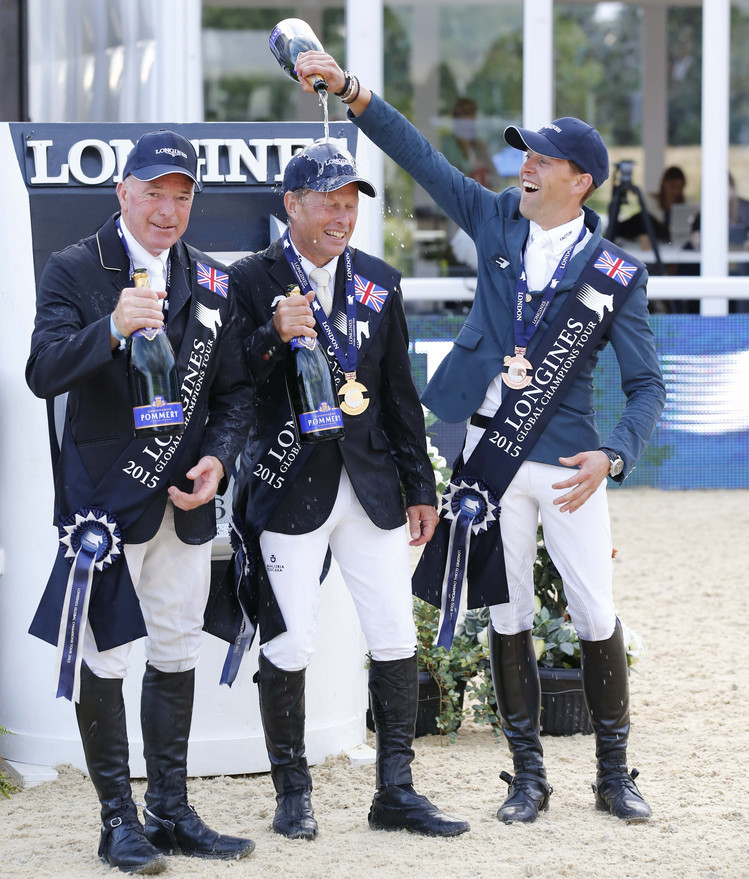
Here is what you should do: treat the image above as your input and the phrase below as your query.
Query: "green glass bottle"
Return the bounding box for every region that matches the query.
[284,285,344,444]
[127,268,184,439]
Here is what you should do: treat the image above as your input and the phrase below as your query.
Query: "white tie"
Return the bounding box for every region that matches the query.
[309,267,333,316]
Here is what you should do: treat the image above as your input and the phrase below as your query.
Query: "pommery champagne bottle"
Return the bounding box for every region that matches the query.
[127,268,185,439]
[269,18,328,93]
[284,285,344,444]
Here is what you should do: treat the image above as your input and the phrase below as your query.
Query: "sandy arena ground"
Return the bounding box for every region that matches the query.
[1,488,747,879]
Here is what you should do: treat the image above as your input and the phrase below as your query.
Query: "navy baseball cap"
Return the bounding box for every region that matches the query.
[504,117,609,188]
[283,141,376,198]
[122,129,201,191]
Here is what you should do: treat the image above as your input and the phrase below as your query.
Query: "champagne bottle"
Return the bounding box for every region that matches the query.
[269,18,328,93]
[284,285,344,444]
[128,268,185,439]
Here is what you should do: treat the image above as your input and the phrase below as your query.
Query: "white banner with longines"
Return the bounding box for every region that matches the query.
[4,120,363,561]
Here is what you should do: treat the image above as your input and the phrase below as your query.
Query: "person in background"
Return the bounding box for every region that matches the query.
[614,165,692,244]
[293,51,665,827]
[228,140,470,841]
[26,130,254,874]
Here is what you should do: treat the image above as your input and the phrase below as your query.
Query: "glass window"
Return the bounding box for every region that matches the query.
[201,4,346,124]
[382,2,524,276]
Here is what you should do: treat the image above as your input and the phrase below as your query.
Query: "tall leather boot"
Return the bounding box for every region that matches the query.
[367,652,470,837]
[75,663,166,875]
[256,651,318,840]
[580,619,651,823]
[140,664,255,859]
[488,626,552,823]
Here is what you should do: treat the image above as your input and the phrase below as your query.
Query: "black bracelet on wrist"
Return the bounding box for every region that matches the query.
[334,71,352,97]
[341,75,361,105]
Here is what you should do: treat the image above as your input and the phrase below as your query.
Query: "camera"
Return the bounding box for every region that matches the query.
[615,159,634,187]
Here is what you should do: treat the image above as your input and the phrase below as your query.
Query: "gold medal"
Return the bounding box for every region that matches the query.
[339,373,369,415]
[501,349,533,389]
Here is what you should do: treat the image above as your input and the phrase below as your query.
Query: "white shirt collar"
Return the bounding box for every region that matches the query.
[118,216,169,287]
[528,212,585,257]
[290,239,339,289]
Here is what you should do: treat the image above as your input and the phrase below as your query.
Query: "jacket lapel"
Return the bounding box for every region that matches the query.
[96,214,131,302]
[267,238,298,296]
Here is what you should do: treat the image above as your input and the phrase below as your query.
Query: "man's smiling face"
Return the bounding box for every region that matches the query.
[285,184,360,266]
[116,173,195,256]
[518,150,587,230]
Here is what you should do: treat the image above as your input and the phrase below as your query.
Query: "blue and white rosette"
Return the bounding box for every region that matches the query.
[436,479,499,650]
[56,508,122,702]
[219,517,257,687]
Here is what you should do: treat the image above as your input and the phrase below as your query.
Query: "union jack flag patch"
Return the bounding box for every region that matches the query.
[197,262,229,298]
[593,250,637,286]
[354,275,388,312]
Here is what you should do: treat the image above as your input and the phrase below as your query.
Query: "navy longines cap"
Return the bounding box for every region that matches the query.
[504,117,610,188]
[283,140,376,197]
[122,129,201,191]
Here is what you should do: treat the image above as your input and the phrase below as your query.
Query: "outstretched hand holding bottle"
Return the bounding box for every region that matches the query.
[293,51,373,117]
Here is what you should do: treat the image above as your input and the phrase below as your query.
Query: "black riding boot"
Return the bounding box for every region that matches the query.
[488,627,552,823]
[580,619,651,823]
[367,652,470,837]
[140,664,255,858]
[75,663,166,875]
[256,651,318,839]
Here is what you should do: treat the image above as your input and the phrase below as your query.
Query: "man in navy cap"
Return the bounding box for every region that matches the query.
[294,55,665,826]
[27,129,254,872]
[227,140,470,840]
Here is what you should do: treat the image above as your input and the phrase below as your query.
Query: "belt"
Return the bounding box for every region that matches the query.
[470,413,491,429]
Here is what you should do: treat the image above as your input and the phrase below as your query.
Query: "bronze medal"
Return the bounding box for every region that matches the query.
[501,350,533,389]
[339,374,369,415]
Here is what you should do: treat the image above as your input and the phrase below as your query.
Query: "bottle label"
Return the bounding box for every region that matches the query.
[298,400,344,435]
[133,395,185,430]
[290,335,317,351]
[133,326,166,341]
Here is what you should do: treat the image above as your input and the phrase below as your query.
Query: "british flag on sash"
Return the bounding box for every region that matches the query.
[197,262,229,298]
[354,274,389,312]
[593,250,637,286]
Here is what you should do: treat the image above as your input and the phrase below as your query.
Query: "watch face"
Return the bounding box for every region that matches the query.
[610,457,624,477]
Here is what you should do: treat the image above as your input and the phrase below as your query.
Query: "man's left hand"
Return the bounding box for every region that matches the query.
[552,451,611,513]
[168,455,225,511]
[407,504,439,547]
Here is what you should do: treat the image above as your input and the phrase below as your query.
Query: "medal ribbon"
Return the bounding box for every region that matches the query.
[513,226,586,352]
[55,537,97,702]
[282,230,358,374]
[55,510,121,702]
[219,521,256,686]
[436,483,498,649]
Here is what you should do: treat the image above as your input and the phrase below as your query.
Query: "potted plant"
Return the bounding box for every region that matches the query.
[1,724,18,797]
[414,426,644,740]
[410,421,500,741]
[530,528,644,734]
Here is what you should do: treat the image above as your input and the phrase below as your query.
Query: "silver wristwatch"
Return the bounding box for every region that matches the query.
[599,447,624,478]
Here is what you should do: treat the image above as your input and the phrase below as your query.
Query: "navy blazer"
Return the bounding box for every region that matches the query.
[26,213,253,545]
[230,237,436,534]
[352,95,666,480]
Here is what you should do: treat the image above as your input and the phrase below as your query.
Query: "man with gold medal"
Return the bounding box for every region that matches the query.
[228,141,469,840]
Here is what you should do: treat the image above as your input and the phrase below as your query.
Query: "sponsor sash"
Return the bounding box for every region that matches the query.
[209,248,392,683]
[413,243,642,648]
[30,275,226,701]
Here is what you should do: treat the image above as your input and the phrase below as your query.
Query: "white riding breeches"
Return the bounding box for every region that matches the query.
[464,422,616,642]
[259,468,417,671]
